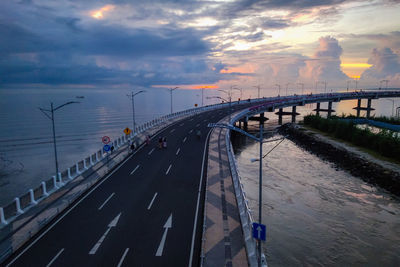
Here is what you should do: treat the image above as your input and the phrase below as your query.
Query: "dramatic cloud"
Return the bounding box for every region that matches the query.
[0,0,399,90]
[299,36,348,83]
[361,47,400,86]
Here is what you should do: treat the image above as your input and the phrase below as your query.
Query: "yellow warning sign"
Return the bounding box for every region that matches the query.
[123,127,132,135]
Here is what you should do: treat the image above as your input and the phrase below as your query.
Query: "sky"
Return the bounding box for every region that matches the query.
[1,0,400,94]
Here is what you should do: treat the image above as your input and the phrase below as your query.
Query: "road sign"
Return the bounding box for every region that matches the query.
[252,222,266,241]
[102,136,110,144]
[123,127,132,135]
[103,144,111,152]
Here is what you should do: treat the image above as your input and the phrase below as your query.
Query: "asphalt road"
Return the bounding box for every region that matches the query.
[4,105,245,267]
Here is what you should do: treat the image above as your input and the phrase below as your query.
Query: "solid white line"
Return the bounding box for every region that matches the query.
[148,148,155,155]
[5,150,136,267]
[165,164,172,175]
[46,248,64,267]
[130,165,140,175]
[189,129,193,134]
[188,129,212,267]
[176,148,180,155]
[147,193,158,210]
[117,248,130,267]
[196,123,200,127]
[189,118,193,121]
[98,192,115,210]
[89,228,111,254]
[180,123,184,126]
[170,128,175,133]
[183,137,187,143]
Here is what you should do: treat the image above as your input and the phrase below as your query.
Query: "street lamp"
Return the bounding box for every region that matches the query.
[38,101,80,183]
[208,122,285,267]
[253,85,262,99]
[296,83,304,95]
[168,87,179,114]
[285,83,291,96]
[274,84,281,96]
[316,81,327,93]
[232,87,243,101]
[384,99,396,117]
[219,89,233,122]
[127,90,145,131]
[347,80,352,92]
[379,80,389,90]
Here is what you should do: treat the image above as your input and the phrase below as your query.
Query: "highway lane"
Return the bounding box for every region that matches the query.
[4,106,244,267]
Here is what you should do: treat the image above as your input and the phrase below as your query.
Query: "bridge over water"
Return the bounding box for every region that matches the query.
[1,90,399,266]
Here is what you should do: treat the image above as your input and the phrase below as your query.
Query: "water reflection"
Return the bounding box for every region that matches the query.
[235,134,400,266]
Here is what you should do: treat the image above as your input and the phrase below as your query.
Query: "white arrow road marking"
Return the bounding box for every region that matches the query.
[148,148,155,155]
[147,192,158,210]
[98,192,115,210]
[183,137,187,143]
[117,248,130,267]
[176,148,180,155]
[89,213,121,255]
[46,248,64,267]
[130,165,140,175]
[156,214,172,256]
[166,164,172,175]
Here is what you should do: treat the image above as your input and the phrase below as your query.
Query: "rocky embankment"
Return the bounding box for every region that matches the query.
[279,123,400,197]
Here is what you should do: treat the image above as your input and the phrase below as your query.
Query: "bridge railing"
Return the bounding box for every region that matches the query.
[0,98,268,227]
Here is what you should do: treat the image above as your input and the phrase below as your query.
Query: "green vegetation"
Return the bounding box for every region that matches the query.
[303,115,400,161]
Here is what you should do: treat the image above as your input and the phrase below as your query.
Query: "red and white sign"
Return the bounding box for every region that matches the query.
[102,136,111,144]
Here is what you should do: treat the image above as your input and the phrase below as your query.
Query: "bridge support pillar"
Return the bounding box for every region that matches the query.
[243,118,248,131]
[356,99,361,117]
[278,108,283,125]
[367,98,372,118]
[328,102,333,117]
[291,106,297,123]
[316,103,320,116]
[260,113,265,126]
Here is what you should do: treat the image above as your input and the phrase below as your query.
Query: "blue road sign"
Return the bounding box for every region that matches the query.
[103,144,111,152]
[252,222,266,241]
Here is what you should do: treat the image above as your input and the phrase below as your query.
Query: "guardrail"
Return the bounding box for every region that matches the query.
[0,99,260,227]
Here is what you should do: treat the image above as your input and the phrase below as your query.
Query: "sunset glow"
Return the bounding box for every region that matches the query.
[90,5,115,19]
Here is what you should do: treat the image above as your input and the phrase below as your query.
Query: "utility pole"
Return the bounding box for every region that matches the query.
[253,85,261,98]
[168,87,179,114]
[127,90,145,131]
[275,84,281,96]
[297,83,304,95]
[39,101,79,183]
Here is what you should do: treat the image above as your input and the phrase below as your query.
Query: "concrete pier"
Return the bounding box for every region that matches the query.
[353,98,375,118]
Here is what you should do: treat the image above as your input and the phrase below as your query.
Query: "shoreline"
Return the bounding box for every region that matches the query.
[278,123,400,197]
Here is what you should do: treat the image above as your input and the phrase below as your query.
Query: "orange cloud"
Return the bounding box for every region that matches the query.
[191,85,219,89]
[90,5,115,19]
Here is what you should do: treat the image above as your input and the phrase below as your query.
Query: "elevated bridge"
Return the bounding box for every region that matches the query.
[1,90,399,267]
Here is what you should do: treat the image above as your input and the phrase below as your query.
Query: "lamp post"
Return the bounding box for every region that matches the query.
[233,87,243,101]
[384,99,396,117]
[297,83,304,95]
[39,101,80,183]
[202,87,205,107]
[127,90,145,131]
[253,85,261,98]
[219,89,233,122]
[274,84,281,96]
[208,122,285,267]
[285,83,291,96]
[347,80,352,92]
[168,87,179,114]
[380,80,389,90]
